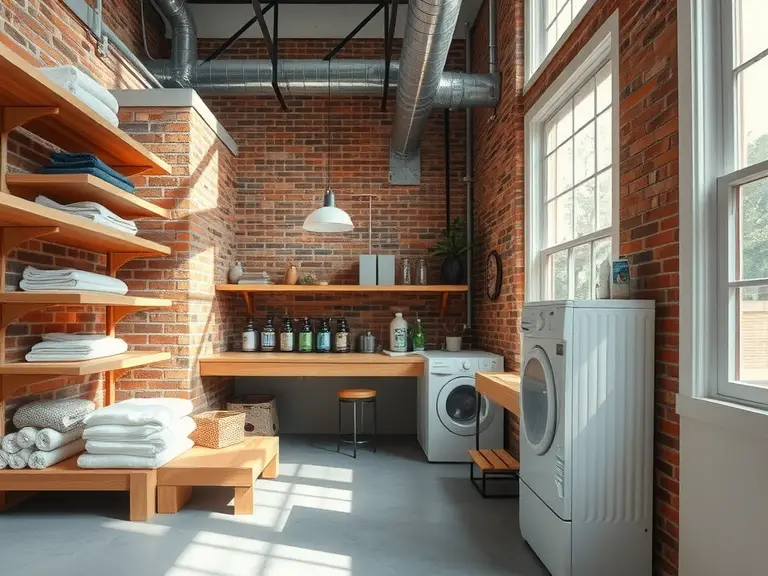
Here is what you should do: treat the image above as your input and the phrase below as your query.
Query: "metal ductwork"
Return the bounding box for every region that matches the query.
[152,0,197,86]
[390,0,462,158]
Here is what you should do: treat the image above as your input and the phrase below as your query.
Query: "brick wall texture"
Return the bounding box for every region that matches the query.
[472,0,680,574]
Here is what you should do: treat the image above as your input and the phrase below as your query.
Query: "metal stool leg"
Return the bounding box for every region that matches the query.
[353,400,358,459]
[337,398,342,453]
[373,398,377,453]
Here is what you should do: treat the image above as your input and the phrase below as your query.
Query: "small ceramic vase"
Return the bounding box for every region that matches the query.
[284,264,298,285]
[228,261,244,284]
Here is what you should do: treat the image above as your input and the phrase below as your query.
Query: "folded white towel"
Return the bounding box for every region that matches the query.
[1,433,21,454]
[8,447,33,469]
[26,336,128,362]
[28,439,86,469]
[14,398,96,433]
[68,89,119,126]
[21,266,128,295]
[83,416,196,442]
[83,398,194,428]
[15,427,39,449]
[84,418,196,457]
[35,427,83,451]
[39,66,120,114]
[78,438,193,469]
[35,196,137,235]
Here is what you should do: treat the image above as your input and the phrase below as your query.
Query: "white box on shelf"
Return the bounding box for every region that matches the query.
[377,255,395,286]
[359,254,377,286]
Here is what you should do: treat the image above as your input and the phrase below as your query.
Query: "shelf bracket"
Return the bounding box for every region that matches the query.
[241,292,255,317]
[2,226,59,255]
[109,305,155,330]
[0,303,49,330]
[2,106,59,132]
[107,252,156,276]
[111,165,153,177]
[440,292,450,317]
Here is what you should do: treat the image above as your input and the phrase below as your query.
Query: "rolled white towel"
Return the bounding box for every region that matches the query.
[0,450,9,469]
[39,65,120,114]
[1,433,21,454]
[15,427,39,449]
[84,398,194,428]
[78,438,193,469]
[28,440,86,470]
[8,447,33,469]
[35,427,83,451]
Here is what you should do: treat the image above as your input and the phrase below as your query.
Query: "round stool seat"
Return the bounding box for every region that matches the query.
[338,388,376,400]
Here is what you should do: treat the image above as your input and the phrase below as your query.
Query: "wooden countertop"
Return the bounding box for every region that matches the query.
[476,372,521,416]
[199,352,425,377]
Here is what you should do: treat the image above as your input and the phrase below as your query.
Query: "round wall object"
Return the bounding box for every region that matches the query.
[486,250,502,300]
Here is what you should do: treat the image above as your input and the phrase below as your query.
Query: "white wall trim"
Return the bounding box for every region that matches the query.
[677,394,768,441]
[524,11,619,302]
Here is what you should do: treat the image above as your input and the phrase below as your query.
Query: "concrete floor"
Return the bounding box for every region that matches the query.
[0,436,549,576]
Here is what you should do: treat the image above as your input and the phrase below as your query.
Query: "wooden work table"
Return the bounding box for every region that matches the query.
[476,372,521,416]
[199,352,425,377]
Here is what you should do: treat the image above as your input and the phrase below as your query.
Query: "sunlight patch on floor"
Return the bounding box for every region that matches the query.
[101,519,171,536]
[279,462,354,484]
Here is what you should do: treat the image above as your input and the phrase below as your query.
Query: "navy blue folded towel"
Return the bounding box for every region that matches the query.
[43,152,135,193]
[40,166,136,194]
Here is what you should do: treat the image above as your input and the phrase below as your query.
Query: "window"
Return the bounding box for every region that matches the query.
[526,0,597,86]
[715,0,768,405]
[525,14,618,302]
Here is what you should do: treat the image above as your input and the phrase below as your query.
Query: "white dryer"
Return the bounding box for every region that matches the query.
[519,300,655,576]
[418,351,503,462]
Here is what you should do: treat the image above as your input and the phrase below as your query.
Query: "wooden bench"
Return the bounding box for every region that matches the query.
[469,449,520,498]
[156,436,279,515]
[0,456,157,521]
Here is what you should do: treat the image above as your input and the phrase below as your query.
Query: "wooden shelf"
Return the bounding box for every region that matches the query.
[476,372,520,416]
[0,44,169,176]
[0,351,170,377]
[0,193,171,256]
[200,351,425,377]
[217,284,468,293]
[5,174,169,219]
[0,292,170,307]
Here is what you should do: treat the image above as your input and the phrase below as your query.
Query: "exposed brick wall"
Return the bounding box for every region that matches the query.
[202,39,469,347]
[472,0,680,573]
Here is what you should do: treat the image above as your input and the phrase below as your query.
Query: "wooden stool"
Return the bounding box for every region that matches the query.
[337,389,377,458]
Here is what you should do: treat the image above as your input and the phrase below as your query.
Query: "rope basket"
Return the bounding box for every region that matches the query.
[191,410,246,449]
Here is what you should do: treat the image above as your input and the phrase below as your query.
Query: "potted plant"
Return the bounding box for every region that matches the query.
[430,217,469,285]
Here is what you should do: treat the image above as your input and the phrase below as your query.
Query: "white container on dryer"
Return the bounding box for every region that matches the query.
[417,350,503,462]
[518,300,655,576]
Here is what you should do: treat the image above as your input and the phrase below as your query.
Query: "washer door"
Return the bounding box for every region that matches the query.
[521,345,557,455]
[436,376,493,436]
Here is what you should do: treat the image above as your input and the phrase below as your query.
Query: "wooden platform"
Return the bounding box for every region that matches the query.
[0,455,157,521]
[157,437,279,515]
[469,449,520,473]
[476,372,521,416]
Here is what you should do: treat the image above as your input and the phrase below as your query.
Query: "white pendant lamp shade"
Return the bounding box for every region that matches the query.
[302,188,354,233]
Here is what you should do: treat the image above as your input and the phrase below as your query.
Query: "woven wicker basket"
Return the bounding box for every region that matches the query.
[190,411,246,449]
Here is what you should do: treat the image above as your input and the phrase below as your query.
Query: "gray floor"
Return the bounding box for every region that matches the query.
[0,436,549,576]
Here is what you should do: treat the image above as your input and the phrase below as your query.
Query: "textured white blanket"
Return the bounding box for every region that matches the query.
[1,433,21,454]
[78,438,193,469]
[35,427,83,451]
[15,427,39,449]
[84,398,194,428]
[28,440,86,469]
[13,398,96,433]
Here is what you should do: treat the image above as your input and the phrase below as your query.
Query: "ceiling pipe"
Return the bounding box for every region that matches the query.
[151,0,197,86]
[390,0,462,157]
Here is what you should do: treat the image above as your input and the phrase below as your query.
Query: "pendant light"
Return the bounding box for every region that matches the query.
[303,60,354,233]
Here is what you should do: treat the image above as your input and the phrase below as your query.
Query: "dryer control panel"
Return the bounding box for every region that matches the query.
[521,304,568,337]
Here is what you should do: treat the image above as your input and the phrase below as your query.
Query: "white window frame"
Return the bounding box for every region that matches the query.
[525,12,620,302]
[524,0,598,92]
[679,0,768,416]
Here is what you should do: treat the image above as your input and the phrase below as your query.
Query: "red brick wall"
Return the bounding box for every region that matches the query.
[472,0,680,573]
[202,39,469,347]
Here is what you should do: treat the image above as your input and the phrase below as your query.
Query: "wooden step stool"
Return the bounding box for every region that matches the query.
[469,449,520,498]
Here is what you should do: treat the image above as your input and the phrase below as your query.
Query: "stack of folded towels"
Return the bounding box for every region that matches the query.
[0,398,93,469]
[39,65,120,127]
[20,266,129,295]
[36,195,138,235]
[78,398,196,469]
[26,333,128,363]
[41,152,136,194]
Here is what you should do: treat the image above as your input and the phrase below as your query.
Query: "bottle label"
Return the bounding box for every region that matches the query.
[280,332,294,351]
[299,332,313,352]
[317,332,331,352]
[261,332,275,350]
[242,331,256,352]
[393,327,407,352]
[335,332,349,352]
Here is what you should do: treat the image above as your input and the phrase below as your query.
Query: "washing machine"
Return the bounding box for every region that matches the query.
[519,300,655,576]
[417,350,503,462]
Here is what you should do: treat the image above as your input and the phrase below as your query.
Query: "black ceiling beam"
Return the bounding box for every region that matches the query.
[201,2,274,64]
[323,2,385,61]
[251,0,288,110]
[381,0,397,110]
[188,1,405,4]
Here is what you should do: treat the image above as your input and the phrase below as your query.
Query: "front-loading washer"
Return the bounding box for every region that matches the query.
[418,351,503,462]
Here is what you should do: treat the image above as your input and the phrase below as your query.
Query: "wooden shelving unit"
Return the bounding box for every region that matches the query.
[0,42,175,510]
[217,284,469,316]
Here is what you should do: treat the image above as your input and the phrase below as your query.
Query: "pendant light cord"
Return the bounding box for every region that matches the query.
[327,59,332,191]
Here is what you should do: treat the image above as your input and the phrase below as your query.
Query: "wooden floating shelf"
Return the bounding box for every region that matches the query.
[476,372,521,417]
[5,174,170,220]
[0,193,171,256]
[0,292,171,308]
[0,43,170,176]
[0,351,171,377]
[217,284,469,293]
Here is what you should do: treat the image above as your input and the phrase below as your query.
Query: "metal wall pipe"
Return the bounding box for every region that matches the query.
[465,21,474,329]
